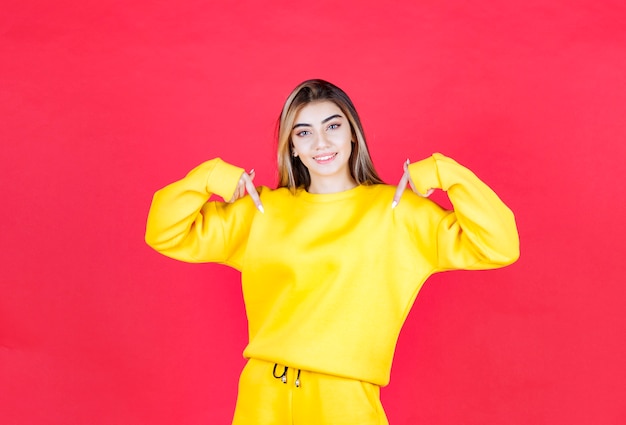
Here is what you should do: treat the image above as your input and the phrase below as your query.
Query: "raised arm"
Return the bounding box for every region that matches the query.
[145,158,259,268]
[403,153,520,271]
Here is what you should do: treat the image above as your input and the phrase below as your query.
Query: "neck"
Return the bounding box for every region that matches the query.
[307,177,358,194]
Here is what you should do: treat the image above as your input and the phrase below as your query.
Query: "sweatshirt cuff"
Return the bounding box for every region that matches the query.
[407,153,443,193]
[206,158,245,200]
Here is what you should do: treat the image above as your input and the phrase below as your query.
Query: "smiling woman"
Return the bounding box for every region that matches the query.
[145,79,520,425]
[291,102,359,193]
[277,79,385,194]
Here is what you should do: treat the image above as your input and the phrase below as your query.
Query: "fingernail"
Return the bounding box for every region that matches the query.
[257,204,265,214]
[391,201,398,209]
[405,158,410,165]
[249,169,255,174]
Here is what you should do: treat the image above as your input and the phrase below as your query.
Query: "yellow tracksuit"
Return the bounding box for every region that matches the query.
[145,153,519,424]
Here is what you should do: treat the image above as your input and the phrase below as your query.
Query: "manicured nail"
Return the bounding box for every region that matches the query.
[249,169,255,174]
[257,204,265,214]
[391,201,398,209]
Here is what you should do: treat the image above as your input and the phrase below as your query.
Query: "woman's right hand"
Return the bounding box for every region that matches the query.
[229,169,264,213]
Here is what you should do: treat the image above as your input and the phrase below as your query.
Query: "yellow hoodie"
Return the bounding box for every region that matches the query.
[145,153,519,386]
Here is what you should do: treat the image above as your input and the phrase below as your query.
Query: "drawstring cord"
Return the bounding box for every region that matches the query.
[273,363,302,388]
[273,364,288,383]
[295,369,301,388]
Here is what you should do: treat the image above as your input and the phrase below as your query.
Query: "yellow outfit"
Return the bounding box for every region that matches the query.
[145,153,519,423]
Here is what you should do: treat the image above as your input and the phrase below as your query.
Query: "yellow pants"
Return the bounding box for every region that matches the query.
[232,358,389,425]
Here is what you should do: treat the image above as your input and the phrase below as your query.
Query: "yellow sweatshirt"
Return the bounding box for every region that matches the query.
[145,153,519,386]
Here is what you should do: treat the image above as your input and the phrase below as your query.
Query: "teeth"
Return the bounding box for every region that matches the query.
[315,154,335,161]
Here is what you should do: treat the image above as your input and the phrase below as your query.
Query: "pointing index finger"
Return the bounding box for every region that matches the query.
[244,176,264,213]
[392,170,409,209]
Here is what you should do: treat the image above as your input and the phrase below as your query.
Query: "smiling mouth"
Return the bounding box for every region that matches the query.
[313,153,337,162]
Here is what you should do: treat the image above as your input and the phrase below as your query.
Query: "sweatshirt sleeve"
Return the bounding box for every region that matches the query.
[145,158,255,268]
[408,153,520,271]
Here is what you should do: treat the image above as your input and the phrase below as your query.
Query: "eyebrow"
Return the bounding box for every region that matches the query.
[292,114,343,130]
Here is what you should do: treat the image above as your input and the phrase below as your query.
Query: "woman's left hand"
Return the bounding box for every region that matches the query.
[392,159,434,208]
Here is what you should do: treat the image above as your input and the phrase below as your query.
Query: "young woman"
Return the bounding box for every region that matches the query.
[145,79,519,424]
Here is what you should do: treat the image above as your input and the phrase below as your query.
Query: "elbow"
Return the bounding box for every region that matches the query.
[144,203,172,253]
[145,197,162,251]
[145,229,155,249]
[479,241,519,269]
[493,226,520,267]
[145,221,167,253]
[478,222,520,268]
[505,216,521,265]
[501,240,520,266]
[494,209,521,266]
[145,227,160,251]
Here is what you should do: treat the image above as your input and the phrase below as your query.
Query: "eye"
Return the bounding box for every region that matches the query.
[295,130,311,137]
[328,123,340,130]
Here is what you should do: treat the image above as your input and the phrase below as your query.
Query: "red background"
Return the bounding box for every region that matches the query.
[1,1,625,424]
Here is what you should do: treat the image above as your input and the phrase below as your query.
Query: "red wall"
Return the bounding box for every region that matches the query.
[1,1,625,424]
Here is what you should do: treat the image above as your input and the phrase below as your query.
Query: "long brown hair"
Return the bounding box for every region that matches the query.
[277,79,384,190]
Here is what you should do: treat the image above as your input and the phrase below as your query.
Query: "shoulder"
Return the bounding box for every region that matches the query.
[369,183,446,220]
[256,186,295,205]
[360,183,426,204]
[257,186,290,197]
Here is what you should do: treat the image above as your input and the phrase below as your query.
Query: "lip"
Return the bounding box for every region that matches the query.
[313,152,337,163]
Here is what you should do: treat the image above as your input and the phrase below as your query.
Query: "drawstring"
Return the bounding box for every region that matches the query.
[295,369,301,388]
[273,364,288,383]
[273,363,302,388]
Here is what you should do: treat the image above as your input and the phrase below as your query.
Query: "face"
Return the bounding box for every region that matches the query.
[291,101,355,193]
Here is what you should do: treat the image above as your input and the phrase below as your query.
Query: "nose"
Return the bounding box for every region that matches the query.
[313,130,330,150]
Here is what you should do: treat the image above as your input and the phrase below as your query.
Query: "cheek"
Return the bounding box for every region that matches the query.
[291,139,305,153]
[338,130,353,148]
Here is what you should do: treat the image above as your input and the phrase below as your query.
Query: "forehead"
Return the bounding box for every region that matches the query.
[294,101,343,123]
